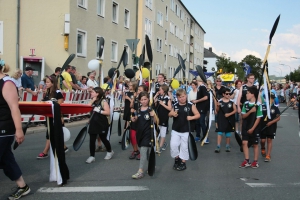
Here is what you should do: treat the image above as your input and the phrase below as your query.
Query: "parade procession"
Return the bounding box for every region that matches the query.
[1,0,300,200]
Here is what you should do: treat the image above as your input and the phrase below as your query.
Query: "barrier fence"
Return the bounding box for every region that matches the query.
[20,90,124,123]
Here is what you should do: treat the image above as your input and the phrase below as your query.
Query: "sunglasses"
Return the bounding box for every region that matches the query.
[224,93,231,95]
[216,80,221,82]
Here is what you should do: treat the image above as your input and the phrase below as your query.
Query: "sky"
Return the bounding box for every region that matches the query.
[183,0,300,77]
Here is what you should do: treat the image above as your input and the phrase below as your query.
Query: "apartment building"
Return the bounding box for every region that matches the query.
[0,0,205,84]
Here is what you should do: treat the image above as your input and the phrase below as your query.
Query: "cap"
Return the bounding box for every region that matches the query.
[71,66,76,70]
[25,66,34,71]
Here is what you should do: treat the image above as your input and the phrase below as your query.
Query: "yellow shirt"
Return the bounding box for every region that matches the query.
[62,71,72,91]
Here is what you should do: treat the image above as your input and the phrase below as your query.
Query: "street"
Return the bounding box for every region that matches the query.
[1,106,300,200]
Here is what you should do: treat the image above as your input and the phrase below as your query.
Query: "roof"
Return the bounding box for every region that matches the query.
[178,0,206,34]
[204,48,219,58]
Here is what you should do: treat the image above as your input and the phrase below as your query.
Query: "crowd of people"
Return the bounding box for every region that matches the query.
[2,58,300,199]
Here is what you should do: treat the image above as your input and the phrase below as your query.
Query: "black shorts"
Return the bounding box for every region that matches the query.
[260,129,276,139]
[242,130,259,144]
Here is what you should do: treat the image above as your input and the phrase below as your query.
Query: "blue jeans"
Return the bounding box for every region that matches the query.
[195,112,207,138]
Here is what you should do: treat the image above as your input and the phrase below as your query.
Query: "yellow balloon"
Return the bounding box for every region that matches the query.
[171,79,180,89]
[142,68,150,79]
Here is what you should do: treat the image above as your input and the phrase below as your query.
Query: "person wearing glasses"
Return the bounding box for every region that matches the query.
[214,88,236,153]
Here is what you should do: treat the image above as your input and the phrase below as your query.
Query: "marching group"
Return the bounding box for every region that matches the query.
[0,59,292,199]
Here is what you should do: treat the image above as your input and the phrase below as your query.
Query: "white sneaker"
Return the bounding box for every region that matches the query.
[86,156,95,164]
[104,151,114,160]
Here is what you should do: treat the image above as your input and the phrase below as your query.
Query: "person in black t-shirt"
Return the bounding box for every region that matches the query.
[259,92,280,162]
[169,89,200,171]
[131,91,157,179]
[215,88,236,153]
[191,77,208,142]
[154,84,172,153]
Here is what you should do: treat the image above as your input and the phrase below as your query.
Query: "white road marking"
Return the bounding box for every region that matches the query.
[246,183,275,187]
[37,186,149,193]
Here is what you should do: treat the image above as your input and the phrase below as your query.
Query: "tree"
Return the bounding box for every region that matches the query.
[239,55,263,81]
[216,55,242,80]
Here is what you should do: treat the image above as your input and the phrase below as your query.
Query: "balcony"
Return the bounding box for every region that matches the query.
[190,45,194,54]
[190,29,194,38]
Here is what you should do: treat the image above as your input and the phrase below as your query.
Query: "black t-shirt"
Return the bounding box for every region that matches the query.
[89,99,109,134]
[43,90,64,101]
[172,102,193,133]
[215,86,225,100]
[156,95,170,126]
[260,103,280,134]
[217,99,235,132]
[136,108,152,147]
[240,84,256,105]
[196,85,208,113]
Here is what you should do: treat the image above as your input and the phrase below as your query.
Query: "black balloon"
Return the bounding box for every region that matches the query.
[108,67,119,78]
[124,69,135,79]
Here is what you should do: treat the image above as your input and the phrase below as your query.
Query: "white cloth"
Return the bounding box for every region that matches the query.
[188,90,197,102]
[158,125,167,138]
[233,89,240,105]
[170,130,189,160]
[12,77,22,88]
[87,79,99,88]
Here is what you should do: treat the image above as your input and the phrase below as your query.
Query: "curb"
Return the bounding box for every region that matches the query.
[26,119,89,135]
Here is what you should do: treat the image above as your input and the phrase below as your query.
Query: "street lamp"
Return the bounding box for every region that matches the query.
[280,64,292,80]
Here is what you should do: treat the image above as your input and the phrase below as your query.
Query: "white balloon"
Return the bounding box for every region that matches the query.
[63,127,71,142]
[88,59,99,70]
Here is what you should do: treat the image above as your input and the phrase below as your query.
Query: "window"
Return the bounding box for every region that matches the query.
[124,9,130,28]
[166,6,168,21]
[0,21,3,54]
[97,0,105,17]
[155,64,161,76]
[145,18,152,39]
[111,41,118,62]
[170,0,175,11]
[170,22,174,34]
[169,44,173,56]
[187,18,190,27]
[96,36,104,59]
[78,0,87,9]
[77,30,87,57]
[112,2,119,23]
[156,38,162,52]
[157,11,163,27]
[146,0,153,10]
[169,66,173,78]
[164,29,168,45]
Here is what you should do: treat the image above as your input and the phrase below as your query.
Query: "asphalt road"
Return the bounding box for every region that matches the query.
[1,105,300,200]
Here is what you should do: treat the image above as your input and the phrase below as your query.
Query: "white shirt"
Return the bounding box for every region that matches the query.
[188,90,197,102]
[87,79,98,88]
[233,89,240,105]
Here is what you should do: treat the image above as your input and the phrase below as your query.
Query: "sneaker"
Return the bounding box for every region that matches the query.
[161,142,168,151]
[195,137,200,142]
[132,171,144,179]
[239,160,251,168]
[86,156,95,164]
[64,147,69,153]
[104,151,114,160]
[261,149,266,157]
[8,184,31,200]
[204,138,209,144]
[214,146,220,153]
[136,153,140,160]
[226,146,231,152]
[37,152,48,159]
[265,155,271,162]
[215,128,219,132]
[176,162,187,171]
[251,161,259,168]
[129,151,139,159]
[156,147,162,154]
[173,157,181,170]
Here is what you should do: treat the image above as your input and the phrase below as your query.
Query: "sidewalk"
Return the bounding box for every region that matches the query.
[26,119,89,135]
